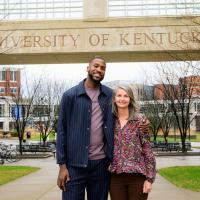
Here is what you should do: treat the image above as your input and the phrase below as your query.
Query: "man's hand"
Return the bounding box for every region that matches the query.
[143,180,152,193]
[139,117,150,134]
[57,164,70,191]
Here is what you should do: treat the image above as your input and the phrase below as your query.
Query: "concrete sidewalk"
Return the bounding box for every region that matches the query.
[0,156,199,200]
[0,157,61,200]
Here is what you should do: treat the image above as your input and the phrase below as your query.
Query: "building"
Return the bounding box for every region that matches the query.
[0,67,21,134]
[179,76,200,96]
[153,76,200,100]
[0,67,21,97]
[153,84,178,100]
[179,76,200,131]
[142,76,200,132]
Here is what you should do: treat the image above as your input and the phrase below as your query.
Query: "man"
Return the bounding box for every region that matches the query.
[56,56,114,200]
[56,56,150,200]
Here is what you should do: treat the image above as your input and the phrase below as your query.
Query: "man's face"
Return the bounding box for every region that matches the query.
[87,58,106,83]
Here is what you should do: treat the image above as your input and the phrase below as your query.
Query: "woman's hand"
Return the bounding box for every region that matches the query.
[143,180,152,193]
[139,117,150,134]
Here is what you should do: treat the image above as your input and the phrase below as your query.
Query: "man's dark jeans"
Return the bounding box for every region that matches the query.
[62,158,110,200]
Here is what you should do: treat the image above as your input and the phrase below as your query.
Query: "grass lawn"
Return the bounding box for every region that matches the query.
[193,146,200,149]
[0,166,40,186]
[151,131,200,142]
[159,166,200,192]
[29,132,55,141]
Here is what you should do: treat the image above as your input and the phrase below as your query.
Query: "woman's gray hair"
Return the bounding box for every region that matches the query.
[112,84,137,119]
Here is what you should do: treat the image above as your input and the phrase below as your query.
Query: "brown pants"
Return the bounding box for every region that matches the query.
[110,173,148,200]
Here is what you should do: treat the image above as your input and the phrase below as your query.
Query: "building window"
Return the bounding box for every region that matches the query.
[0,122,3,129]
[9,122,15,131]
[197,103,200,113]
[10,71,17,81]
[0,87,5,94]
[194,102,197,112]
[0,70,6,81]
[10,87,17,94]
[0,104,4,117]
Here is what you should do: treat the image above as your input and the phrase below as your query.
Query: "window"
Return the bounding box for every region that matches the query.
[9,105,14,117]
[197,103,200,113]
[0,104,4,117]
[0,122,3,129]
[9,122,15,130]
[10,70,17,81]
[0,70,6,81]
[10,87,17,94]
[0,87,5,94]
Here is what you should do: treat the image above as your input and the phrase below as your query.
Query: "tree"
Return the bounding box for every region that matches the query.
[33,79,70,145]
[159,101,174,143]
[156,62,200,152]
[10,75,42,155]
[140,100,162,142]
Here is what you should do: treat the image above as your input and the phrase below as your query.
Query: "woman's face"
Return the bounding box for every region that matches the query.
[114,88,130,109]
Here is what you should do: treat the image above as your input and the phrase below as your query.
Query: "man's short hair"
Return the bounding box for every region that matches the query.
[89,56,106,66]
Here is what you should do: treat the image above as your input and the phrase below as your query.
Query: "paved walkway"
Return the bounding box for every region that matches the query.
[0,156,200,200]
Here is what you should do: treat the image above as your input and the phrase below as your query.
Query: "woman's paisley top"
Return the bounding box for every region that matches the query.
[108,115,156,183]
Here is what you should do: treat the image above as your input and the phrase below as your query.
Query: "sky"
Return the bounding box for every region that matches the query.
[4,60,199,90]
[18,62,158,86]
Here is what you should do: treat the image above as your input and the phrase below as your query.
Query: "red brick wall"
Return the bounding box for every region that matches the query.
[180,76,200,96]
[0,68,21,97]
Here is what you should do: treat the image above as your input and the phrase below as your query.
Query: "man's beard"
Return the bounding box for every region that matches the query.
[88,73,103,83]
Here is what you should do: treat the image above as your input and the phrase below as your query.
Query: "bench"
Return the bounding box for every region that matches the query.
[179,142,192,152]
[16,144,53,154]
[151,141,191,152]
[152,142,167,152]
[166,143,180,152]
[16,145,39,153]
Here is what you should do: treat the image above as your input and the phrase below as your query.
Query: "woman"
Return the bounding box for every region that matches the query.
[109,85,156,200]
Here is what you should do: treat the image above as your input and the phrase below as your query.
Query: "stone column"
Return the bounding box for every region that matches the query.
[83,0,108,21]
